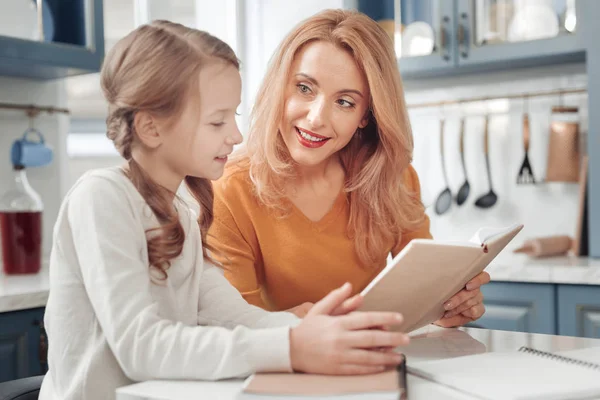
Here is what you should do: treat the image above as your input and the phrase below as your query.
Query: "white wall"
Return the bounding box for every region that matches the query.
[0,76,69,262]
[405,64,587,260]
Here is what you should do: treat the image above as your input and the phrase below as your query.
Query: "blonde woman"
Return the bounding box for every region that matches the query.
[208,9,490,326]
[40,20,412,400]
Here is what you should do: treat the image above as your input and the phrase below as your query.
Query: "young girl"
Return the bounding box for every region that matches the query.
[39,21,409,400]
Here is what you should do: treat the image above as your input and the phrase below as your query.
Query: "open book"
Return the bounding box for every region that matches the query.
[357,223,523,333]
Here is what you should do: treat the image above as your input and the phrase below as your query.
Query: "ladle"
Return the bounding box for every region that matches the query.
[456,117,470,206]
[434,119,452,215]
[475,115,498,209]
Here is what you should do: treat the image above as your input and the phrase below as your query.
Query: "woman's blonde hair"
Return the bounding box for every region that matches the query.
[237,9,425,267]
[101,20,239,278]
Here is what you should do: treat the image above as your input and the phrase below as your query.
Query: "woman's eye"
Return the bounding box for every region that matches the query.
[338,99,355,108]
[211,122,225,127]
[297,83,311,94]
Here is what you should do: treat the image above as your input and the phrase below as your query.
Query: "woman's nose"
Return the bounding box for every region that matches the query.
[307,97,327,129]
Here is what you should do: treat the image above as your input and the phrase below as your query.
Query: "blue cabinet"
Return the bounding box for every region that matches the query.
[475,282,556,334]
[471,282,600,338]
[0,307,46,383]
[354,0,590,78]
[455,0,584,72]
[356,0,456,78]
[558,285,600,338]
[0,0,104,80]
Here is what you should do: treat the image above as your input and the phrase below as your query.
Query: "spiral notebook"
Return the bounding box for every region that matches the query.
[408,346,600,400]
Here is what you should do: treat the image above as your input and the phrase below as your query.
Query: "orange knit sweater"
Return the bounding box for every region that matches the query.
[208,164,432,311]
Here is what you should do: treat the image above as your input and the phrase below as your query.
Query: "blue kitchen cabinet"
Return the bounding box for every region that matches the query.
[558,285,600,338]
[455,0,584,72]
[0,0,104,80]
[473,282,556,334]
[353,0,591,78]
[357,0,457,78]
[0,307,46,383]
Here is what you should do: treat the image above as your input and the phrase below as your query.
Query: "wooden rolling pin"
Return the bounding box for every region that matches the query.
[513,235,573,258]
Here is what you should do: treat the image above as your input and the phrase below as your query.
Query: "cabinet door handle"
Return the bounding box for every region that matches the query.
[440,16,451,61]
[34,319,48,373]
[458,12,469,58]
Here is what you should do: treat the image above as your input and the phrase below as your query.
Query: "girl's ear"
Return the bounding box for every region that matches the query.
[134,112,162,149]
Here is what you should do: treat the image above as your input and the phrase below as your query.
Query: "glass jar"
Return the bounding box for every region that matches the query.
[0,165,43,275]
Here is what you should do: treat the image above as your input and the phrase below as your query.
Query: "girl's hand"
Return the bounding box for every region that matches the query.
[287,302,313,318]
[289,283,409,375]
[286,291,364,318]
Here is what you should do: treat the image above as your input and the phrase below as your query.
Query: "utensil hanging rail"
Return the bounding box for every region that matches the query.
[406,88,587,109]
[0,102,70,118]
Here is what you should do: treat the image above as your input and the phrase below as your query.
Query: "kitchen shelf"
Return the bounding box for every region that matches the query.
[0,0,104,80]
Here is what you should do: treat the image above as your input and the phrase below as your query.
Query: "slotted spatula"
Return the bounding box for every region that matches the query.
[517,113,536,184]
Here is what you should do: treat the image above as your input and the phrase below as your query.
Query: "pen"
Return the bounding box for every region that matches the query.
[397,353,408,400]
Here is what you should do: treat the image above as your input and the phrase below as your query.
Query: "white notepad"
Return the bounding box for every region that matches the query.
[408,347,600,400]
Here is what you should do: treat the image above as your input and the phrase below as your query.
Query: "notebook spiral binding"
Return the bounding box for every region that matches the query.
[518,347,600,371]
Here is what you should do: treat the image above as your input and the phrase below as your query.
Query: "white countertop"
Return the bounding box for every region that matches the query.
[2,256,600,314]
[0,262,49,313]
[487,254,600,285]
[115,325,600,400]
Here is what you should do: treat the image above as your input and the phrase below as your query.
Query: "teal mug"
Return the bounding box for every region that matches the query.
[11,129,53,168]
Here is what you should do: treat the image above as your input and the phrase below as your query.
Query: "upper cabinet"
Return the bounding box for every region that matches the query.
[357,0,457,77]
[355,0,586,79]
[0,0,104,80]
[456,0,583,69]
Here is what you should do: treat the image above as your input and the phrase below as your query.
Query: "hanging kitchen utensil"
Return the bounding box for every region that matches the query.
[545,105,580,182]
[475,115,498,208]
[435,119,452,215]
[456,117,470,206]
[517,98,535,184]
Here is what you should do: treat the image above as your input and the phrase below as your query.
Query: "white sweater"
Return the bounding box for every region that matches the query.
[39,167,300,400]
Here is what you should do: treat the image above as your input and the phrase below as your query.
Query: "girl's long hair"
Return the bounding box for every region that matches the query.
[100,20,239,278]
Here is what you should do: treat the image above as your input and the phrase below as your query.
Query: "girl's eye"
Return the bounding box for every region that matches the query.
[297,83,311,94]
[211,122,225,127]
[338,99,355,108]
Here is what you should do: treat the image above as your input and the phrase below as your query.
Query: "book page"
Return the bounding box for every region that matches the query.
[469,223,523,245]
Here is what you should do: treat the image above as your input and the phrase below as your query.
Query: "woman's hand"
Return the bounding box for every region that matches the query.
[434,271,490,328]
[289,283,410,375]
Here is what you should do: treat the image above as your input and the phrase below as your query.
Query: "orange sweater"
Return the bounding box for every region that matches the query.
[208,164,432,311]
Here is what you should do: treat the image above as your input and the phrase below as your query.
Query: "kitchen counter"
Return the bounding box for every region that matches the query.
[116,325,600,400]
[1,256,600,314]
[0,262,49,313]
[486,254,600,285]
